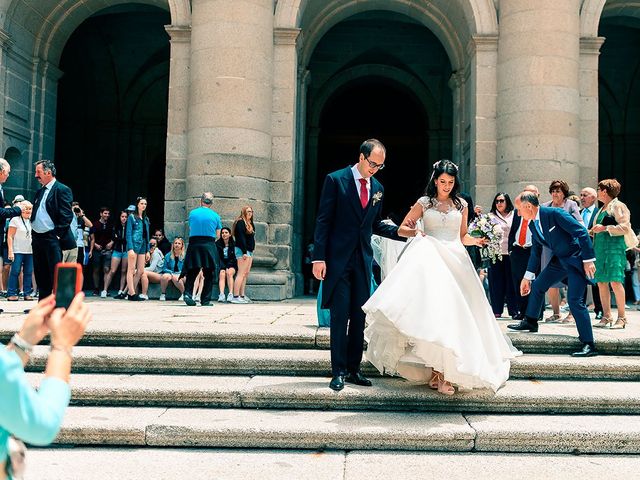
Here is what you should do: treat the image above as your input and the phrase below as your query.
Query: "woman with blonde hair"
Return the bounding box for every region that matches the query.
[231,206,255,304]
[591,179,638,329]
[159,237,186,301]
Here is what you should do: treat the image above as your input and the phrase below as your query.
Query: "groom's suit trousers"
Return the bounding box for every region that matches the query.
[525,257,594,343]
[328,248,369,376]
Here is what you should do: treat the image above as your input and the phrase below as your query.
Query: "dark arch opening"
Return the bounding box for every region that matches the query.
[302,10,452,250]
[315,78,430,223]
[55,4,170,228]
[598,16,640,216]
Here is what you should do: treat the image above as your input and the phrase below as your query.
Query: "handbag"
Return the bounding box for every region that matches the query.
[601,213,618,227]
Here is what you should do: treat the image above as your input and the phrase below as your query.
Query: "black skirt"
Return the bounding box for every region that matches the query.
[180,236,219,278]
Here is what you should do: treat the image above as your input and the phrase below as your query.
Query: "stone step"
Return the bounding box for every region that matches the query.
[48,406,640,454]
[4,326,640,355]
[25,448,640,480]
[25,346,640,381]
[27,373,640,414]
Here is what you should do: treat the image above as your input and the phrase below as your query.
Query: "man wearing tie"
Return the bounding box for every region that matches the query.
[31,160,75,298]
[580,187,603,319]
[508,191,598,357]
[312,139,405,391]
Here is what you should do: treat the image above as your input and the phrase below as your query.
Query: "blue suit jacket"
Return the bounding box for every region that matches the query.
[527,206,595,280]
[313,166,400,308]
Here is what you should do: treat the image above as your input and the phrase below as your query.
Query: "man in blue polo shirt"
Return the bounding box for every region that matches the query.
[180,192,222,306]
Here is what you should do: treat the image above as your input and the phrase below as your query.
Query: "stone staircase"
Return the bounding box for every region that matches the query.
[2,299,640,478]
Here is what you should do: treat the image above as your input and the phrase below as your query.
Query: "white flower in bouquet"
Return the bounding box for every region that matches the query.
[468,213,504,264]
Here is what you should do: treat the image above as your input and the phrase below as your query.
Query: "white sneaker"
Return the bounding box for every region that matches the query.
[193,294,200,302]
[178,295,184,302]
[227,293,234,302]
[218,293,226,302]
[230,296,244,304]
[241,296,251,303]
[159,294,166,301]
[100,290,107,298]
[139,294,149,300]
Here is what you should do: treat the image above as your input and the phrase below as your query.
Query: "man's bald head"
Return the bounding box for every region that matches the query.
[524,184,539,197]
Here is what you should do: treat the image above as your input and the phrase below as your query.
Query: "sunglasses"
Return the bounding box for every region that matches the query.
[495,199,506,203]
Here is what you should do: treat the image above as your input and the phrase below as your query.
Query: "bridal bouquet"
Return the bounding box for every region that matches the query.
[468,213,503,264]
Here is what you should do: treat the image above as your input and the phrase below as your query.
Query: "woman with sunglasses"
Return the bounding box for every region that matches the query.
[488,193,518,318]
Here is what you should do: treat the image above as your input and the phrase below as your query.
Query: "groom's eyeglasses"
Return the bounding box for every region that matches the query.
[364,157,385,170]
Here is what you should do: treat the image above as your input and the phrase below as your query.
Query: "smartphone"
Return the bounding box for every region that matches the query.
[54,263,83,308]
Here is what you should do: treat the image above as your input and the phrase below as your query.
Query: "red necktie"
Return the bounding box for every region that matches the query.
[518,219,529,246]
[359,178,368,209]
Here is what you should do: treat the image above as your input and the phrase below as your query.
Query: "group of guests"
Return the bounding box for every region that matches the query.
[72,195,257,306]
[486,179,636,330]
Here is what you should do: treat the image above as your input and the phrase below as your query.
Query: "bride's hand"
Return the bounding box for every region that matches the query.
[475,237,488,247]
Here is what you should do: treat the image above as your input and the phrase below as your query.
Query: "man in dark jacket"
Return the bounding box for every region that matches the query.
[312,139,406,391]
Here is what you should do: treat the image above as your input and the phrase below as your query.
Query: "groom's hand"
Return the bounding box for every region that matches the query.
[520,279,531,296]
[312,261,326,281]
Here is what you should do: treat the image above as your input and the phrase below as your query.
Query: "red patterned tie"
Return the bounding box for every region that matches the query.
[518,219,529,246]
[359,178,368,209]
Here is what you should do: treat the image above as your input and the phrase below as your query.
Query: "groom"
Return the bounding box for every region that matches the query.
[508,191,598,357]
[313,139,404,391]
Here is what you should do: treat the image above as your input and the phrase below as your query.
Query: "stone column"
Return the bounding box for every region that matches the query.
[164,25,191,239]
[272,27,301,296]
[467,35,498,209]
[188,0,273,215]
[497,0,581,196]
[579,37,605,189]
[448,72,464,168]
[188,0,276,297]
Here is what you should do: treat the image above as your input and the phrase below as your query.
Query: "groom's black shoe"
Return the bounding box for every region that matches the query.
[345,372,372,387]
[571,342,598,358]
[507,319,538,333]
[329,375,345,391]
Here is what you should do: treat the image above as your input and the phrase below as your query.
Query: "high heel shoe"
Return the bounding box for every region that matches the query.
[610,317,627,329]
[437,376,455,396]
[428,371,441,390]
[593,316,612,328]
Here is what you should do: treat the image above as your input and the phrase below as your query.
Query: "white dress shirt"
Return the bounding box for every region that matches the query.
[31,178,56,233]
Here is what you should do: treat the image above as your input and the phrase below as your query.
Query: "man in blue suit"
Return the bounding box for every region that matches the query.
[508,191,598,357]
[313,139,406,391]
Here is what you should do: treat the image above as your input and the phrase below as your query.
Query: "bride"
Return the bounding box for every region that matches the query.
[362,160,521,395]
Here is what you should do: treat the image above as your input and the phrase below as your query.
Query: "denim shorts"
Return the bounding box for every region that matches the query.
[112,251,127,259]
[234,247,253,258]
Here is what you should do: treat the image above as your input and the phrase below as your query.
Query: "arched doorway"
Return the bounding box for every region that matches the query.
[54,4,170,225]
[303,10,452,242]
[598,14,640,215]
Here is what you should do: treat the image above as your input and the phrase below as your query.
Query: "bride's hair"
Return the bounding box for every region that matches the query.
[424,159,463,210]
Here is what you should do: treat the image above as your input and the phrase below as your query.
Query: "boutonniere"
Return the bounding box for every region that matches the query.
[372,191,383,206]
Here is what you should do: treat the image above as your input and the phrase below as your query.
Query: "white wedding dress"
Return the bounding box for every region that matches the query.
[363,196,521,392]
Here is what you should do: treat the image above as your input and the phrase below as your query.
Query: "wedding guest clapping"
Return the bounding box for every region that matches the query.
[591,179,638,329]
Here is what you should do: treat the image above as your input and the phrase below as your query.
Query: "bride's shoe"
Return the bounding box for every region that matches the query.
[428,371,441,390]
[437,377,455,396]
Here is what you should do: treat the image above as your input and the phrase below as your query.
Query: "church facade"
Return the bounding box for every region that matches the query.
[0,0,636,299]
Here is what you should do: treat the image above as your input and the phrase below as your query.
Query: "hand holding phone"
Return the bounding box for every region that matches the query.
[54,263,83,309]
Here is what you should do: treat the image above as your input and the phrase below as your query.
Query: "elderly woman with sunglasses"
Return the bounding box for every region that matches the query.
[487,193,519,318]
[541,180,583,323]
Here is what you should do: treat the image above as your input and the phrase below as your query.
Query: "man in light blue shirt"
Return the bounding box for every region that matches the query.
[180,192,221,307]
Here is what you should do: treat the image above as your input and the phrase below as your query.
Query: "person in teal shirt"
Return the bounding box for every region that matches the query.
[1,293,91,479]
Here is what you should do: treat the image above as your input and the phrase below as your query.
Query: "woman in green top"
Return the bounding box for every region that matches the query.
[591,179,638,330]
